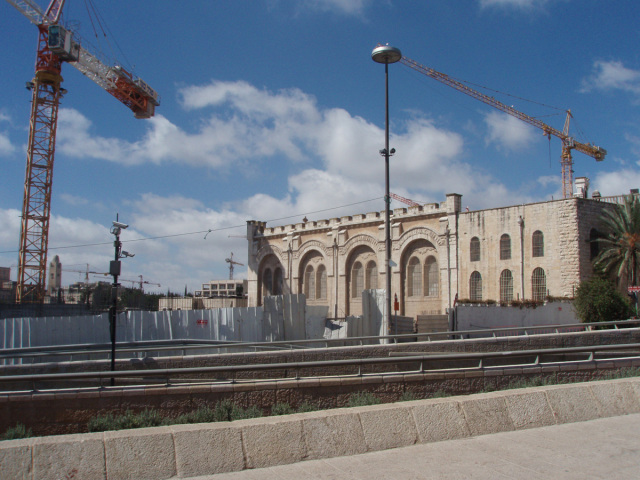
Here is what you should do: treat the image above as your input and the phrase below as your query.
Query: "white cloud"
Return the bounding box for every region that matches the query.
[593,165,640,197]
[0,131,15,155]
[580,60,640,96]
[479,0,550,9]
[59,193,91,206]
[299,0,372,16]
[484,111,537,151]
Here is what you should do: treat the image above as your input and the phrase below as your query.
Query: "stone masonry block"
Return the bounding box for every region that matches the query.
[504,389,556,430]
[171,423,244,477]
[410,398,470,443]
[589,379,640,417]
[32,433,105,480]
[460,393,515,436]
[104,427,176,480]
[302,409,367,460]
[544,383,603,424]
[240,415,306,469]
[0,438,32,480]
[357,403,418,451]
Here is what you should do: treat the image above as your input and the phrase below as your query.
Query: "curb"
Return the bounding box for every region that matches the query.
[2,377,640,479]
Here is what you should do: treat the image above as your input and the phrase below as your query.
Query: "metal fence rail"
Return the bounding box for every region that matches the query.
[1,342,639,393]
[1,319,639,365]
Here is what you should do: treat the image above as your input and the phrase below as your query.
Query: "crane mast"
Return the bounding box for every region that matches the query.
[399,55,606,199]
[225,253,244,280]
[7,0,159,303]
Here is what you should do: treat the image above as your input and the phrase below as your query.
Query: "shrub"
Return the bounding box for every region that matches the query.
[172,406,217,425]
[430,390,449,398]
[88,409,163,432]
[347,392,381,407]
[214,400,246,422]
[296,402,318,413]
[399,391,420,402]
[271,403,294,416]
[573,275,633,324]
[1,423,32,441]
[236,405,262,420]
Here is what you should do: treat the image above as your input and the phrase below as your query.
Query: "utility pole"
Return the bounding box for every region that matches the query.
[108,218,134,386]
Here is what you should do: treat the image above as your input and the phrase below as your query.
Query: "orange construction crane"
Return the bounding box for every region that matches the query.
[399,55,606,199]
[8,0,160,303]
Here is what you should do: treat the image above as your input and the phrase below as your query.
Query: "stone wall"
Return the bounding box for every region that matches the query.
[2,328,639,436]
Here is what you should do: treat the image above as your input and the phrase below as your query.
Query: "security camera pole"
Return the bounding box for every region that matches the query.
[372,44,402,335]
[109,217,132,386]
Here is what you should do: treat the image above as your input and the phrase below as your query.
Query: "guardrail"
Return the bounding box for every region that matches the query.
[1,342,639,393]
[1,319,639,365]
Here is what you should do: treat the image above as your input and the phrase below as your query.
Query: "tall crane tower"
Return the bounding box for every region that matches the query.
[7,0,160,303]
[225,252,244,280]
[399,55,606,199]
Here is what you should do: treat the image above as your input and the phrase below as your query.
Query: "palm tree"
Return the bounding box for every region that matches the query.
[593,194,640,286]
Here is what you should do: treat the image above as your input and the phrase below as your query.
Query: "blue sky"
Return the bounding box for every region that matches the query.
[1,0,639,293]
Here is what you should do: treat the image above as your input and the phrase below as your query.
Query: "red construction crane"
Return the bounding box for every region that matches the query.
[8,0,160,303]
[389,192,420,207]
[399,55,606,199]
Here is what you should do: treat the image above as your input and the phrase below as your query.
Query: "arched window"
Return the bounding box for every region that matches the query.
[304,265,315,300]
[500,269,513,303]
[470,237,481,262]
[316,265,327,300]
[425,256,438,297]
[470,271,482,302]
[532,231,544,257]
[352,262,363,298]
[273,268,283,295]
[531,268,546,301]
[408,257,422,297]
[262,268,272,297]
[500,234,511,260]
[365,261,378,290]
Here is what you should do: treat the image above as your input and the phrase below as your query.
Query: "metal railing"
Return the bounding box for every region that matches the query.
[1,342,639,393]
[1,319,639,365]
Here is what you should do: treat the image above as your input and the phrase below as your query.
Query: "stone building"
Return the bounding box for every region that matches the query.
[246,187,630,319]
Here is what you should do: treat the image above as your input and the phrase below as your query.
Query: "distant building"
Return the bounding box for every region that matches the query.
[194,279,248,298]
[47,255,62,298]
[0,267,15,303]
[158,279,248,311]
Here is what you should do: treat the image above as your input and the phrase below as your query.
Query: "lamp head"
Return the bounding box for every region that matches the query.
[371,45,402,64]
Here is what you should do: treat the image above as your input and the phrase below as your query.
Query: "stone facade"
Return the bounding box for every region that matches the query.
[246,193,621,318]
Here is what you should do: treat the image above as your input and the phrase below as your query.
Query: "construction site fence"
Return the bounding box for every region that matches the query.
[1,319,639,366]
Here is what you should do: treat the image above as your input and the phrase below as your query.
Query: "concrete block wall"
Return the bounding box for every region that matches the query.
[2,377,640,479]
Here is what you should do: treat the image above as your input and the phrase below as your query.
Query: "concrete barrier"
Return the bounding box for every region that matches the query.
[2,377,640,479]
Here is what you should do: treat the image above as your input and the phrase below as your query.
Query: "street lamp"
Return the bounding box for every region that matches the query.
[372,44,402,336]
[108,218,133,385]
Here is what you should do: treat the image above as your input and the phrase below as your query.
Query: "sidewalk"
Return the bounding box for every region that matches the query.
[191,413,640,480]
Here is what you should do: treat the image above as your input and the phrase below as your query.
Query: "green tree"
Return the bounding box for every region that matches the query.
[593,194,640,286]
[573,275,633,323]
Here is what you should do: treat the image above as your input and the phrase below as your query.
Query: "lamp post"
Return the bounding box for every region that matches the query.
[109,218,133,386]
[372,44,402,334]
